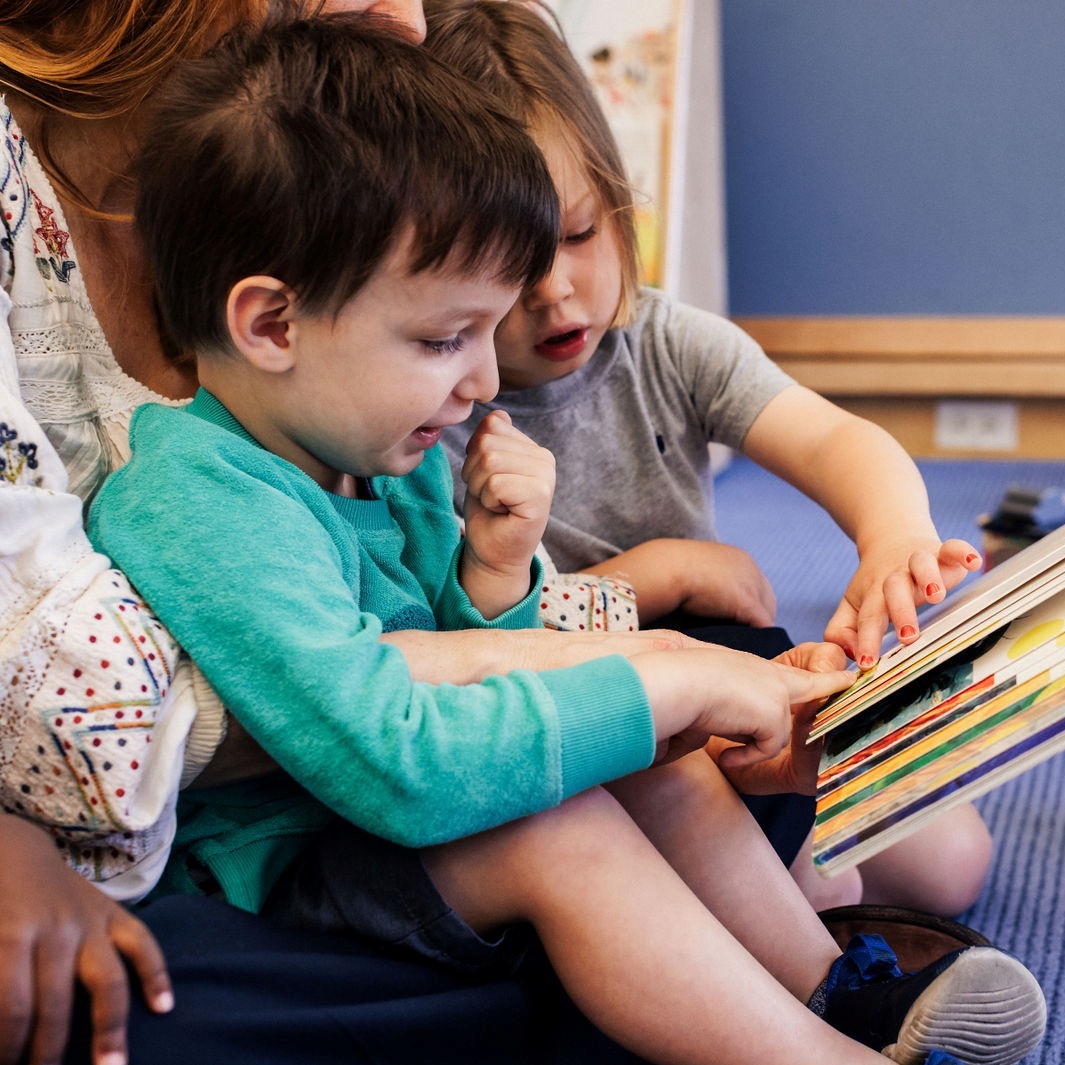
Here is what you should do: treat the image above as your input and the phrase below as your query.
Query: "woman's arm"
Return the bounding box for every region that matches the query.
[0,295,213,897]
[743,385,981,666]
[383,624,703,683]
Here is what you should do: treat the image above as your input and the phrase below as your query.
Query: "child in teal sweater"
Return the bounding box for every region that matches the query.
[88,15,1045,1065]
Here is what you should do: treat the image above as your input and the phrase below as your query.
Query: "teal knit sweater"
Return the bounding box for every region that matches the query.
[88,391,654,911]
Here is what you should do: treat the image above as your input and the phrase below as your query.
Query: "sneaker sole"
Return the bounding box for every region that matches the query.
[883,948,1047,1065]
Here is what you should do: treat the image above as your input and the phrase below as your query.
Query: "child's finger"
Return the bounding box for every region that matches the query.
[883,569,920,644]
[0,938,34,1065]
[823,613,859,663]
[779,641,848,674]
[907,548,948,604]
[939,537,982,571]
[716,738,777,771]
[854,609,889,671]
[462,432,554,488]
[78,932,131,1065]
[110,909,173,1015]
[28,934,78,1065]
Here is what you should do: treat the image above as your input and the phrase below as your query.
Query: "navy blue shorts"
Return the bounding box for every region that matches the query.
[264,819,531,977]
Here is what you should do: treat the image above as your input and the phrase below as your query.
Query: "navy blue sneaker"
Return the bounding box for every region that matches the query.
[821,934,1046,1065]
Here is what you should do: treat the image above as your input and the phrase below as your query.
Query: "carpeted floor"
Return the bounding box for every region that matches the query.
[715,455,1065,1065]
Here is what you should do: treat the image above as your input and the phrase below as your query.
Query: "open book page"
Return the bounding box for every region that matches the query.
[811,526,1065,875]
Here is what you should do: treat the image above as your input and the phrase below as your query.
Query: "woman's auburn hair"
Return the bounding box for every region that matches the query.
[0,1,317,213]
[0,0,276,118]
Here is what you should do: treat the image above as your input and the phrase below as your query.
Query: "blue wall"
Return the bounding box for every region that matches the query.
[721,2,1065,315]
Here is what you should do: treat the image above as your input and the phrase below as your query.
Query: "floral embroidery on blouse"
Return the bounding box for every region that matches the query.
[31,189,75,283]
[0,420,40,484]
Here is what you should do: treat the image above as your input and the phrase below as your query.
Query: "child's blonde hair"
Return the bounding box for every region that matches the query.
[424,0,641,326]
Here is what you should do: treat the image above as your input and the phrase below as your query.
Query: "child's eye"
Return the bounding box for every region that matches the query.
[564,224,597,246]
[421,335,465,355]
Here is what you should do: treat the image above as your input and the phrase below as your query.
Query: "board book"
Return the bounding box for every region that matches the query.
[811,521,1065,876]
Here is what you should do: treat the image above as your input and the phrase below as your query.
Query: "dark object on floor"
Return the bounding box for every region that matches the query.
[979,485,1065,568]
[820,905,990,972]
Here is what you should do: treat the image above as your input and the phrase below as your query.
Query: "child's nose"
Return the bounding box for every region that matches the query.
[523,260,573,311]
[457,344,500,403]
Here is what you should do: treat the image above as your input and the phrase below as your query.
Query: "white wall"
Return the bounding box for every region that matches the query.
[548,0,728,313]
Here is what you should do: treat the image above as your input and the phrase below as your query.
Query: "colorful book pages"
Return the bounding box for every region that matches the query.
[811,526,1065,875]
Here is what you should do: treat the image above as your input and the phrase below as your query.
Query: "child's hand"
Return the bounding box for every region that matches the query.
[669,541,776,625]
[0,815,173,1065]
[632,644,853,769]
[705,641,850,795]
[460,410,555,619]
[824,537,982,669]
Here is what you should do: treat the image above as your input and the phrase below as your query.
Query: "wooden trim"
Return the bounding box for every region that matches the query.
[733,316,1065,398]
[832,398,1065,460]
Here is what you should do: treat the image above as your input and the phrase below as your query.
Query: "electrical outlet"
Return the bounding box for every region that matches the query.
[934,400,1019,452]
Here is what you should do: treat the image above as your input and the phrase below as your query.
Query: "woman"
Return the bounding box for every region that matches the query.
[0,5,685,1062]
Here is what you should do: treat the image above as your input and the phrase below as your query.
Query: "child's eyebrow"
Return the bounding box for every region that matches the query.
[410,301,511,328]
[561,188,598,217]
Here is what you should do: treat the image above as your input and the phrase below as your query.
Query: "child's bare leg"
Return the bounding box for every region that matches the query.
[787,802,991,916]
[604,752,847,998]
[423,786,884,1065]
[788,830,864,911]
[854,802,992,915]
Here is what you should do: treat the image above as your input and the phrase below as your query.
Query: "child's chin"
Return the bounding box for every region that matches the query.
[384,451,426,477]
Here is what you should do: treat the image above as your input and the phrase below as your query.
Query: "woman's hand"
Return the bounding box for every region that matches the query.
[0,815,173,1065]
[630,642,853,769]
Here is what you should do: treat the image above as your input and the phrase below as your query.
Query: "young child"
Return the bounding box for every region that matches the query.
[428,0,994,917]
[88,15,1046,1065]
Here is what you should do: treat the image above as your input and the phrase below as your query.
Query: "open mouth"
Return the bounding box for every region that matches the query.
[535,326,589,360]
[543,328,584,347]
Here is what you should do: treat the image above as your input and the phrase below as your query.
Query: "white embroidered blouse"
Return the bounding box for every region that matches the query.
[0,99,223,900]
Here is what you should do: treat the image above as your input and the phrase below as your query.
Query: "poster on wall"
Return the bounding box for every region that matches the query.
[545,0,684,288]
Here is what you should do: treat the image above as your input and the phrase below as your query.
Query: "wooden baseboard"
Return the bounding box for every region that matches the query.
[733,317,1065,458]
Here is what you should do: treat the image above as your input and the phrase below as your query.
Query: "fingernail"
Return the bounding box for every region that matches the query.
[965,553,980,564]
[899,625,917,639]
[98,1052,127,1065]
[925,583,941,598]
[858,655,875,670]
[153,989,175,1012]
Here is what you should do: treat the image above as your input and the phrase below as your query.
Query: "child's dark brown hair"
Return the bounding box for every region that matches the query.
[135,12,560,355]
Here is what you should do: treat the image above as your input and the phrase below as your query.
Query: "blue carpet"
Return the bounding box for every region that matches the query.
[715,455,1065,1065]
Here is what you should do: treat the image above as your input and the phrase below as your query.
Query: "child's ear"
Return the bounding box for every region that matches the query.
[226,276,299,373]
